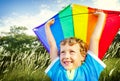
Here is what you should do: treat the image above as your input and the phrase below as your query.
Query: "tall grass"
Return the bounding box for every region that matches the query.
[99,58,120,81]
[0,46,51,81]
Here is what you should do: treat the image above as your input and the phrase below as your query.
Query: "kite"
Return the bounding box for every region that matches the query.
[33,4,120,59]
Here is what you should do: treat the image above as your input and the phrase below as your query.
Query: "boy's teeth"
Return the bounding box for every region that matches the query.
[64,61,71,65]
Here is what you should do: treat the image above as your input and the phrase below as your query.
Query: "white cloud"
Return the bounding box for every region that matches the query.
[0,8,56,36]
[92,0,120,11]
[56,0,72,10]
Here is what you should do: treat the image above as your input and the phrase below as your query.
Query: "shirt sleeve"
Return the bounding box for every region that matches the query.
[87,50,106,68]
[45,57,60,78]
[83,50,106,80]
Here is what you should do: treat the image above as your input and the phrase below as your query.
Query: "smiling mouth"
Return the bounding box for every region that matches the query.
[63,61,73,66]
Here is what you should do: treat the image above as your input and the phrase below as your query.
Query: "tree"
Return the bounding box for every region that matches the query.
[0,26,38,53]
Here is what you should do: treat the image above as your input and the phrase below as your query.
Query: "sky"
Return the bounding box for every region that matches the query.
[0,0,120,36]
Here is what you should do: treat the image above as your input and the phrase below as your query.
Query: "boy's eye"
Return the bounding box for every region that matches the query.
[70,50,74,53]
[70,50,75,54]
[60,51,65,55]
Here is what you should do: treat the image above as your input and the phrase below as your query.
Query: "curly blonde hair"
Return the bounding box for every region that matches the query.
[60,37,88,57]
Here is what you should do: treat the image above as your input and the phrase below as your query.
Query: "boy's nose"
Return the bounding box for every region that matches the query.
[64,52,70,58]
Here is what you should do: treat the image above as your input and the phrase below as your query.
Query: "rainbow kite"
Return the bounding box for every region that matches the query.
[33,4,120,59]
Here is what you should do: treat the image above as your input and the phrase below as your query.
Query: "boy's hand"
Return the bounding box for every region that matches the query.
[94,9,105,15]
[46,19,55,27]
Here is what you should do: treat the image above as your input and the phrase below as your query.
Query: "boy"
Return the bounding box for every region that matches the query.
[45,11,106,81]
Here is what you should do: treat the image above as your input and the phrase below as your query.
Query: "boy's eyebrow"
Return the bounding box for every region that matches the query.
[70,50,75,53]
[60,50,65,52]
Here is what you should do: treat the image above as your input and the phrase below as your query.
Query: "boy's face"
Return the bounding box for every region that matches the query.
[60,43,84,70]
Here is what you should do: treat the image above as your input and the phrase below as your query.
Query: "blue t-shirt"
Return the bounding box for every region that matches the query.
[45,50,106,81]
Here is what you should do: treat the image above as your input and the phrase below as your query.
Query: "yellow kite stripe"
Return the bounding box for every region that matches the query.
[72,4,88,42]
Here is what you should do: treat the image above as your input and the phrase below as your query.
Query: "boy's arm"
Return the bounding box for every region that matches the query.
[89,11,106,56]
[45,19,58,61]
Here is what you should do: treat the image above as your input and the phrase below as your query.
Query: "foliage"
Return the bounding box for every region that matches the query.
[0,26,38,53]
[99,58,120,81]
[0,47,51,81]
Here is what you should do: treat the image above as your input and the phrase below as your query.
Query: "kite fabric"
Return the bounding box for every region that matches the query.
[33,4,120,59]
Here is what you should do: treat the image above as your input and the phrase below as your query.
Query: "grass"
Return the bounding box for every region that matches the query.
[99,58,120,81]
[1,68,51,81]
[0,47,51,81]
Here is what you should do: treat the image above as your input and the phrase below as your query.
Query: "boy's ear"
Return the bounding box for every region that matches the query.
[81,54,86,62]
